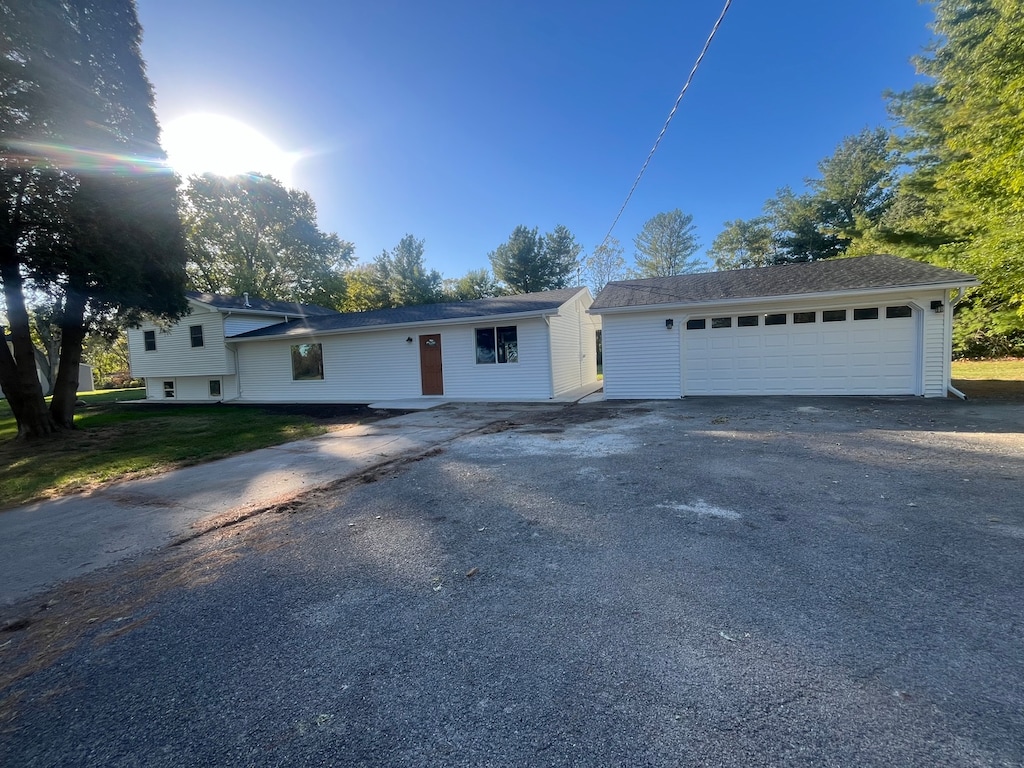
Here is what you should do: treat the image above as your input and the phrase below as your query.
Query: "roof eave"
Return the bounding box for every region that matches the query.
[589,280,980,315]
[226,305,567,342]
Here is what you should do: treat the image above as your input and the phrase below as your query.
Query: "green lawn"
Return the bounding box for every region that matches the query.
[951,357,1024,380]
[0,389,333,510]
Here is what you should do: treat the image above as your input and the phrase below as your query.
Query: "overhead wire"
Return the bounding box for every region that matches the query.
[597,0,733,254]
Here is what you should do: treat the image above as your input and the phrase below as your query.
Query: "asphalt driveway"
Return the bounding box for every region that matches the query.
[2,396,1022,767]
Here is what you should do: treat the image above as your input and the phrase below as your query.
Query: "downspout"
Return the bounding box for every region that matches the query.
[544,315,555,398]
[947,287,967,400]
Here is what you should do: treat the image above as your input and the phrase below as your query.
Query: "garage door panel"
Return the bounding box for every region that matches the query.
[683,306,920,396]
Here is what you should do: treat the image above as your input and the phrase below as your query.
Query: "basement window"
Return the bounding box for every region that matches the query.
[711,317,732,329]
[190,325,204,348]
[764,314,786,326]
[793,312,816,324]
[886,305,913,319]
[163,381,175,398]
[209,380,221,397]
[737,315,759,327]
[476,326,518,364]
[291,343,324,380]
[822,310,847,322]
[854,307,879,320]
[144,330,156,351]
[685,319,706,330]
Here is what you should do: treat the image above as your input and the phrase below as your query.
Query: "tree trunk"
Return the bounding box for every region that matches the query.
[0,255,58,439]
[50,286,87,428]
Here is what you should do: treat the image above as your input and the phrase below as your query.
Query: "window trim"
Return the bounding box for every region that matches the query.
[190,325,204,348]
[711,317,732,329]
[685,318,706,330]
[854,307,879,321]
[793,311,816,324]
[162,380,175,398]
[144,330,156,351]
[822,309,847,323]
[764,313,787,326]
[737,315,759,328]
[886,305,913,319]
[209,379,222,397]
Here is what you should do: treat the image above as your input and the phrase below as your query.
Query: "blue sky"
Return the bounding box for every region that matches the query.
[135,0,936,278]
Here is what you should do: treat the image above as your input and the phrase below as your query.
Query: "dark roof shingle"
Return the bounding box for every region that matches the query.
[230,287,586,340]
[187,291,338,316]
[590,255,978,311]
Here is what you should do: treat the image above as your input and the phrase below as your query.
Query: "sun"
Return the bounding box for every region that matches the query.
[161,113,297,186]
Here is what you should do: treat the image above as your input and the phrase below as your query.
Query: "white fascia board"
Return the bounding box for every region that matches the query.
[589,280,980,316]
[225,307,563,343]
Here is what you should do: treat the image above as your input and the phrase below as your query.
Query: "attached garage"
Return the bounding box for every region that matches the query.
[591,255,978,399]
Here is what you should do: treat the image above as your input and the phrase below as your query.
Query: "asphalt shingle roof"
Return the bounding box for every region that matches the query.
[590,254,978,311]
[187,291,338,317]
[229,287,586,340]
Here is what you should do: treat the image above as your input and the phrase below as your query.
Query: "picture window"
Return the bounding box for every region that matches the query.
[822,310,847,322]
[737,315,759,327]
[685,318,706,330]
[711,317,732,329]
[475,326,518,364]
[886,305,913,319]
[793,312,816,324]
[854,307,879,320]
[764,314,786,326]
[190,325,204,348]
[291,343,324,380]
[144,330,156,351]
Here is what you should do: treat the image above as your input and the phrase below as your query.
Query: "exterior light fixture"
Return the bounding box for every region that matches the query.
[406,337,413,343]
[930,300,944,313]
[665,319,674,330]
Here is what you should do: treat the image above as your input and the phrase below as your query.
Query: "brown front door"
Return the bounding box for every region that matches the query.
[419,334,443,395]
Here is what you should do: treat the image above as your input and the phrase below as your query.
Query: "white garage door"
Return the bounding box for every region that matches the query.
[683,304,920,395]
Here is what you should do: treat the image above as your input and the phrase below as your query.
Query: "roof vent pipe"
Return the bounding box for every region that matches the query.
[243,292,251,308]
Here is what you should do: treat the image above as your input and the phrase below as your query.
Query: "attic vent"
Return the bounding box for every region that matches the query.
[243,292,251,308]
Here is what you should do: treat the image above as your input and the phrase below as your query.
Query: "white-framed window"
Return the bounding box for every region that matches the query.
[475,326,518,364]
[291,343,324,380]
[209,379,221,397]
[163,380,175,398]
[144,330,156,351]
[190,325,204,347]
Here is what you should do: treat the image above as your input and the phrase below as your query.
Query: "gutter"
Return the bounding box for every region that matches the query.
[947,287,968,400]
[590,280,981,316]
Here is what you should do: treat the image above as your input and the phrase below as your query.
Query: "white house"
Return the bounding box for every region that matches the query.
[590,254,978,399]
[128,287,600,403]
[127,292,338,401]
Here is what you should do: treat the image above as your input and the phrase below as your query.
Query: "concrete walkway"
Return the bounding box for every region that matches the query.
[0,403,556,607]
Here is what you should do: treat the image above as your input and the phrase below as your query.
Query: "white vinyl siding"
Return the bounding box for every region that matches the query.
[224,314,294,336]
[234,319,558,402]
[128,307,233,379]
[922,293,950,397]
[601,311,682,399]
[548,296,601,396]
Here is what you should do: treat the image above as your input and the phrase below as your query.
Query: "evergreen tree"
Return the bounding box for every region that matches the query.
[632,210,702,277]
[489,224,580,293]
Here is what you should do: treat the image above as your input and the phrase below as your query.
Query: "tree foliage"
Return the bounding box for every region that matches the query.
[582,236,626,294]
[885,0,1024,356]
[182,173,352,309]
[632,210,702,277]
[442,268,501,301]
[1,0,187,437]
[340,235,442,311]
[489,224,580,294]
[707,217,777,271]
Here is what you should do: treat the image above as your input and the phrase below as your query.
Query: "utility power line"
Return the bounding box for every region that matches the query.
[598,0,733,252]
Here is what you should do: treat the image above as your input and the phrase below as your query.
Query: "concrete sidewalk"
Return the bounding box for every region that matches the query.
[0,403,550,607]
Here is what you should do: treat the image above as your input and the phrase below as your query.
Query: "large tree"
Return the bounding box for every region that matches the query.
[489,224,580,294]
[442,268,501,302]
[582,236,626,294]
[182,173,352,309]
[1,0,188,436]
[632,210,701,277]
[707,217,778,271]
[886,0,1024,356]
[340,235,442,311]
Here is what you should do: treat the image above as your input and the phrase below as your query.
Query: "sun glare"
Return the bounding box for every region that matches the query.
[161,113,297,186]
